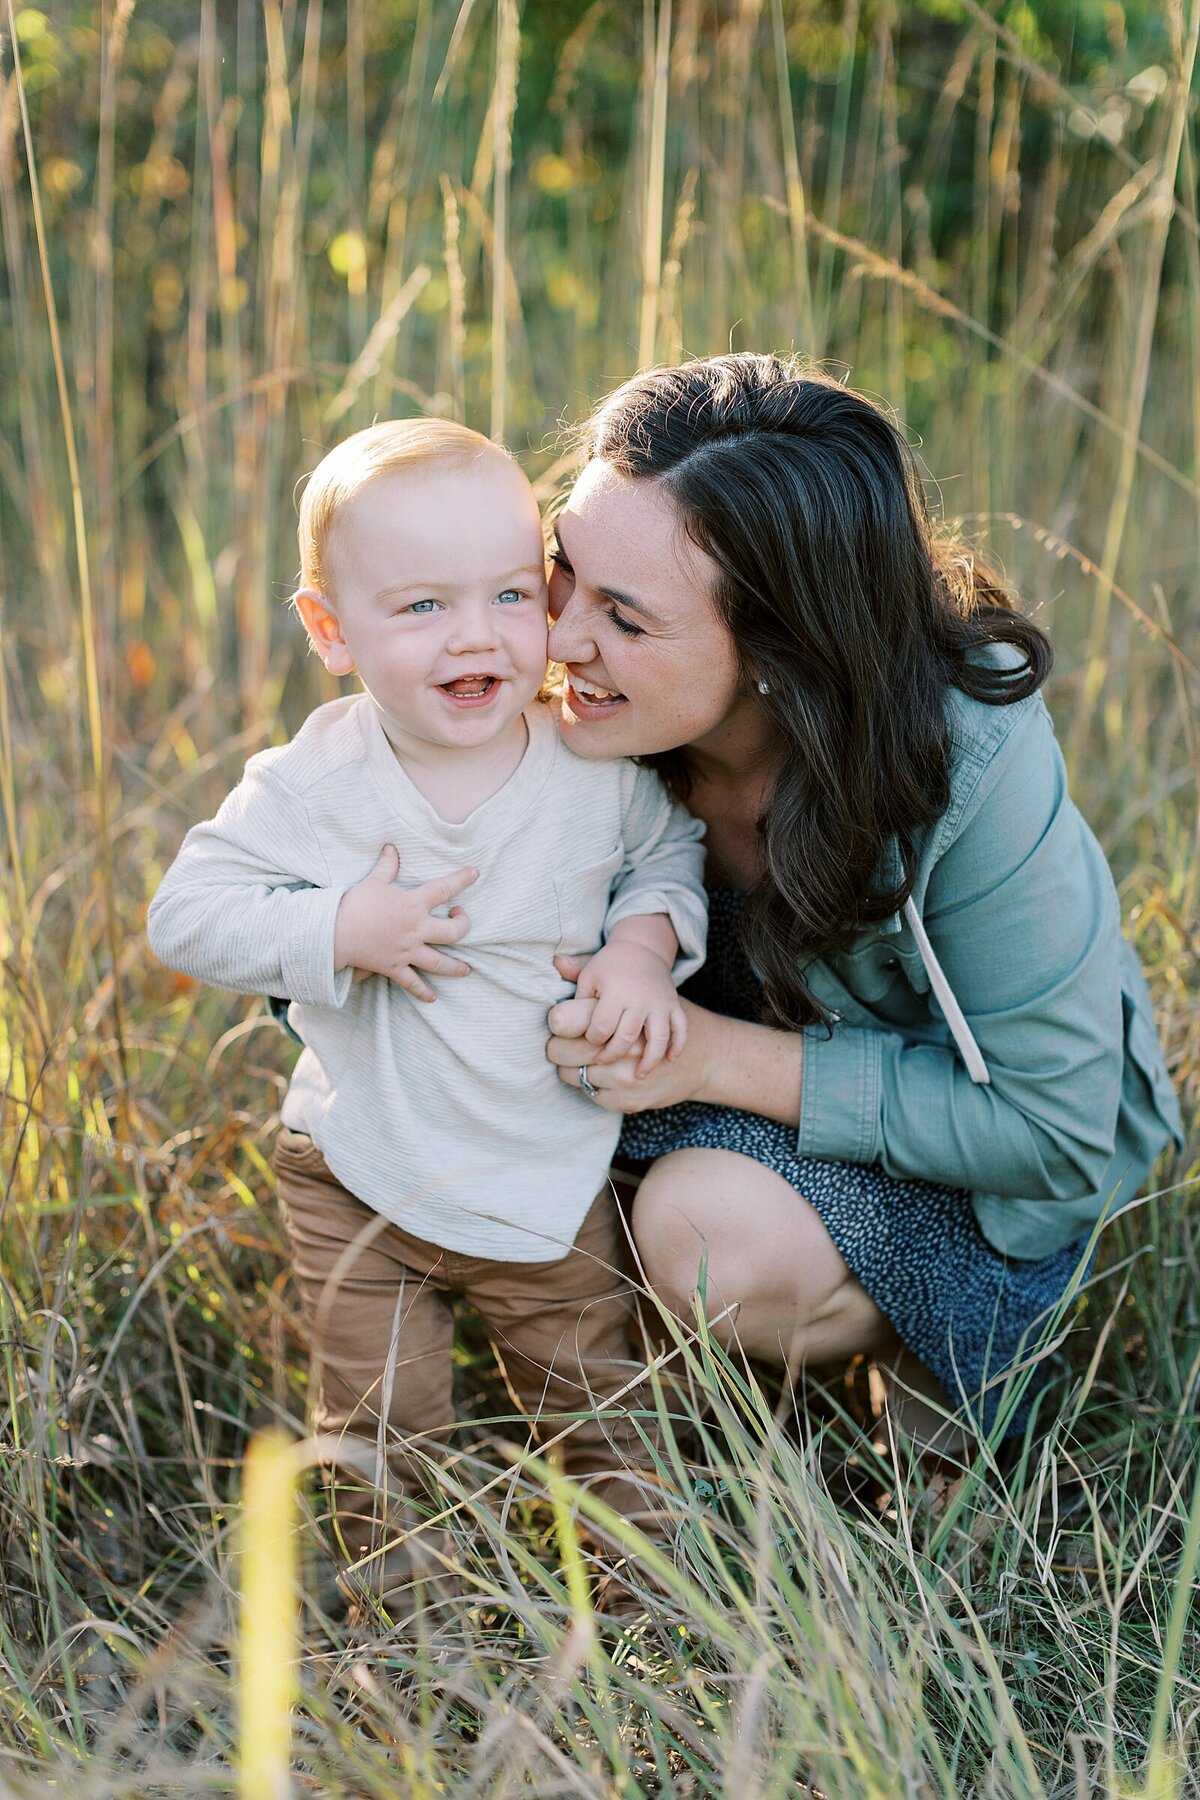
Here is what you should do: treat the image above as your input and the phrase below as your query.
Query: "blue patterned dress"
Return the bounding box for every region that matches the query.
[618,890,1092,1437]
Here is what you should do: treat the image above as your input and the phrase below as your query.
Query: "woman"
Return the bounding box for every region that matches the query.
[544,352,1183,1439]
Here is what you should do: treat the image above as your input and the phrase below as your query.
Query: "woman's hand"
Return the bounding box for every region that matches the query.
[547,953,726,1111]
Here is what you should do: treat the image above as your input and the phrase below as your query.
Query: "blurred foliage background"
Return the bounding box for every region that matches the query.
[4,1,1196,762]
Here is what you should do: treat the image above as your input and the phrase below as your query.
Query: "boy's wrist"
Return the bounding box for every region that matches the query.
[333,883,372,972]
[333,889,355,971]
[604,912,678,970]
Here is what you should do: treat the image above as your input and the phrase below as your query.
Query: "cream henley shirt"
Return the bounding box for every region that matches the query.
[148,695,707,1260]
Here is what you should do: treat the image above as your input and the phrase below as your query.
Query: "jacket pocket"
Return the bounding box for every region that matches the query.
[1121,976,1183,1145]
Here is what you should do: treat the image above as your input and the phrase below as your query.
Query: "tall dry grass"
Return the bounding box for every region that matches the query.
[0,2,1197,1795]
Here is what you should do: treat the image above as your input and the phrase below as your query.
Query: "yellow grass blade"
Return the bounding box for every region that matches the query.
[638,0,671,369]
[490,0,520,442]
[238,1428,298,1800]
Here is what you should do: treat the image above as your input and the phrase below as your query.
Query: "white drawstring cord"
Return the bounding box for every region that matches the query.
[902,896,991,1086]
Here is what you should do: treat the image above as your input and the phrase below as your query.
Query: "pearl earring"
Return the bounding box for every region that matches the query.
[756,678,770,696]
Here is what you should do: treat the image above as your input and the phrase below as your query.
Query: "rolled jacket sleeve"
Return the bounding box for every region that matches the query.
[603,766,708,982]
[796,696,1125,1204]
[147,758,354,1009]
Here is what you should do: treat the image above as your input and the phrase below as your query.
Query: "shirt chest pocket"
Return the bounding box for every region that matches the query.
[553,847,625,957]
[829,930,931,1026]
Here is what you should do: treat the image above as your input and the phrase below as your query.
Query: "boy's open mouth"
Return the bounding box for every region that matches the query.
[440,675,497,700]
[438,674,503,710]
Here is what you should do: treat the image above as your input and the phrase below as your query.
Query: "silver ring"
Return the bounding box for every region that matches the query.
[577,1065,599,1099]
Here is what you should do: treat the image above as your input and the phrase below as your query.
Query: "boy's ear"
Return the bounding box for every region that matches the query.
[293,587,356,677]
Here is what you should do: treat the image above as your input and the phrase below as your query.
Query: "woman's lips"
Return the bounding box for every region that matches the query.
[565,671,626,712]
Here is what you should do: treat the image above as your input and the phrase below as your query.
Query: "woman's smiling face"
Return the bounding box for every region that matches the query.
[547,459,753,762]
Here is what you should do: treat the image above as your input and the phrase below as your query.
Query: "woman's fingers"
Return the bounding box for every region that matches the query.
[548,996,710,1112]
[548,995,597,1039]
[545,1022,606,1065]
[666,1004,688,1060]
[553,1051,640,1108]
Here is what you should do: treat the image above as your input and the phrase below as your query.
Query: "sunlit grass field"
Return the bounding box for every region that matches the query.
[1,2,1198,1794]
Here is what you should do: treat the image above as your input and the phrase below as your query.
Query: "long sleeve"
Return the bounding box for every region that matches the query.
[147,756,355,1008]
[604,766,708,980]
[796,697,1125,1203]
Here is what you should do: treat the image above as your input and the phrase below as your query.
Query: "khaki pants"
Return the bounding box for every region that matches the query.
[272,1129,661,1613]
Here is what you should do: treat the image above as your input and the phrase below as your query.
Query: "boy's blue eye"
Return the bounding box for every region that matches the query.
[407,600,439,614]
[494,588,522,605]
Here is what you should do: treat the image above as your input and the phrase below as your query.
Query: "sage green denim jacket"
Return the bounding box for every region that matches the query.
[796,668,1183,1260]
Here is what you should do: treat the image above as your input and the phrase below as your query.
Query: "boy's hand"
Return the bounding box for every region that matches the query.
[566,935,686,1077]
[334,845,475,1002]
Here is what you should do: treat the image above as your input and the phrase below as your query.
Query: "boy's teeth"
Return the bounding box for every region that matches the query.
[444,676,494,696]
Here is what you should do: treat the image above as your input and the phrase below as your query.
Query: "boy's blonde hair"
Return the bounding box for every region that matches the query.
[298,418,507,598]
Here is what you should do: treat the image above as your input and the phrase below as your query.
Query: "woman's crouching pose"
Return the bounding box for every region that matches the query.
[545,352,1183,1443]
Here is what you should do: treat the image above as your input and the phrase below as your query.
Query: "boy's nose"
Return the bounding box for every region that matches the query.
[447,602,499,654]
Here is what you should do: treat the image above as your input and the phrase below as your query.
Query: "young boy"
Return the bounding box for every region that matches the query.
[148,420,706,1616]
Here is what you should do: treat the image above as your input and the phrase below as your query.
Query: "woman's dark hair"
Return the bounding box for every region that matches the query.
[586,352,1053,1031]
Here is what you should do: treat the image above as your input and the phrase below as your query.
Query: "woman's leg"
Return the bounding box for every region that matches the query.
[631,1147,967,1456]
[633,1152,971,1461]
[631,1147,897,1365]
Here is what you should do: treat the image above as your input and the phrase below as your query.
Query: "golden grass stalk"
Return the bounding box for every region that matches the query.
[770,0,813,351]
[441,174,468,420]
[1125,1455,1200,1799]
[814,0,862,344]
[490,0,520,442]
[324,265,433,426]
[91,0,134,684]
[238,1427,299,1800]
[0,611,48,1048]
[968,35,996,517]
[4,0,128,1105]
[1070,0,1200,769]
[658,164,698,365]
[787,204,1200,509]
[958,0,1200,252]
[638,0,671,370]
[545,1462,600,1686]
[875,13,906,416]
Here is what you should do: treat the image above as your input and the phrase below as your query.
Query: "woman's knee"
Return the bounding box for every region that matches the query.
[632,1147,801,1279]
[630,1148,894,1364]
[629,1155,718,1316]
[630,1148,791,1326]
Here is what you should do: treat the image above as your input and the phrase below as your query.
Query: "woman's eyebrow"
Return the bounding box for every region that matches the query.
[553,522,666,625]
